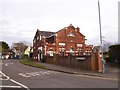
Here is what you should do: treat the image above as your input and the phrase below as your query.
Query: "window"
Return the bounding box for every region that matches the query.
[69,48,74,53]
[67,33,75,37]
[77,44,83,47]
[59,43,65,47]
[48,49,53,56]
[77,48,83,55]
[39,35,41,40]
[85,50,91,55]
[59,48,65,56]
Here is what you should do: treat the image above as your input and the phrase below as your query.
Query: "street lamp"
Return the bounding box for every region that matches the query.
[98,0,105,73]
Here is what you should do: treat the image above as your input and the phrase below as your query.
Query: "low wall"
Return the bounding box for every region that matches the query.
[45,52,100,72]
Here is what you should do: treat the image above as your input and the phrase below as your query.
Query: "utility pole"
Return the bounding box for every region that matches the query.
[98,0,105,73]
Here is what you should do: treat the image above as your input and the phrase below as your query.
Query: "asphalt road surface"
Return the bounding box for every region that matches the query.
[0,59,118,90]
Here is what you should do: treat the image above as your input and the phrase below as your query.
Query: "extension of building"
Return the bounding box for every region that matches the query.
[33,24,93,61]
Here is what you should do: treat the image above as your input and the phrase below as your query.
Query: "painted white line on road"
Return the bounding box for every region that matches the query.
[10,79,30,90]
[19,71,50,78]
[0,71,30,90]
[0,85,22,88]
[0,71,10,80]
[74,74,118,81]
[18,73,31,78]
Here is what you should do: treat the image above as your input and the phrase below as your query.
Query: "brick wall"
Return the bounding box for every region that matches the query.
[45,47,102,72]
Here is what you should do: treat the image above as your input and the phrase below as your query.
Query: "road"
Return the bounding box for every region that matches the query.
[0,59,118,89]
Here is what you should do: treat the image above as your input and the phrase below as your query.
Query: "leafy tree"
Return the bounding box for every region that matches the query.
[0,41,10,52]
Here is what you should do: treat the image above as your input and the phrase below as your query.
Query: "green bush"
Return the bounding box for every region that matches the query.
[22,54,29,60]
[109,44,120,63]
[42,55,47,63]
[19,60,46,69]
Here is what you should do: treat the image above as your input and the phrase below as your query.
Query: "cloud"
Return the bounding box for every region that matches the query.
[0,0,118,46]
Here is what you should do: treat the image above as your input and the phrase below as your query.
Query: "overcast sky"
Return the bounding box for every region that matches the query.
[0,0,118,47]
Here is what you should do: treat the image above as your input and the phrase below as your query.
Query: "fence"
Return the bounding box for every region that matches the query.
[45,52,102,72]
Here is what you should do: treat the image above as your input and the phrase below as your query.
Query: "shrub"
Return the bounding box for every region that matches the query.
[109,44,120,63]
[22,54,29,60]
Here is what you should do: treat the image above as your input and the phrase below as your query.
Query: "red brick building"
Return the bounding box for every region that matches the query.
[33,24,93,61]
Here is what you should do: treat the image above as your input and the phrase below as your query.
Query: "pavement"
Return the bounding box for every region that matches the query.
[35,62,118,80]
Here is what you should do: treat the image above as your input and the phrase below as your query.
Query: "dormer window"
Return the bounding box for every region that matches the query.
[67,33,75,37]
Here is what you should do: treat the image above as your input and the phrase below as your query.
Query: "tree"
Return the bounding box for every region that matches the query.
[102,41,113,52]
[0,41,10,52]
[11,41,29,56]
[109,44,120,63]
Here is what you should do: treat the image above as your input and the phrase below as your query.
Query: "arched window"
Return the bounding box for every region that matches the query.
[67,33,75,37]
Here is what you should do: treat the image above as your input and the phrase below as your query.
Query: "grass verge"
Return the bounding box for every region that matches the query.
[19,60,47,69]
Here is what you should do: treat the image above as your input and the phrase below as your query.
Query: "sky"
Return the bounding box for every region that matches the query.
[0,0,119,47]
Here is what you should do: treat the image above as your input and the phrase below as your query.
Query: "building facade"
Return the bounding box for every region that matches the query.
[33,24,93,61]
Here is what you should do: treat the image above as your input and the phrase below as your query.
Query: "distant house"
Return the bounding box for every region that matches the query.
[24,46,33,58]
[1,49,15,59]
[8,50,15,59]
[11,47,21,59]
[33,24,93,61]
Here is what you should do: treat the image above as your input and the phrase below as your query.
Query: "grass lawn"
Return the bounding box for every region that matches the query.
[19,60,47,69]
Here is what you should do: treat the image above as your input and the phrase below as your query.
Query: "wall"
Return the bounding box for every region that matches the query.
[45,47,102,72]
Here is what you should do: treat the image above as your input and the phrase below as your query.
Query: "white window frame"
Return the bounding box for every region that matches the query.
[67,33,75,37]
[59,43,65,46]
[39,35,41,40]
[77,44,83,47]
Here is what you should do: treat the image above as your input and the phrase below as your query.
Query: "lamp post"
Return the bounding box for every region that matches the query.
[98,0,105,73]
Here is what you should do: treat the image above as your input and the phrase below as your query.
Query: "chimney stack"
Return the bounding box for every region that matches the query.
[76,27,80,32]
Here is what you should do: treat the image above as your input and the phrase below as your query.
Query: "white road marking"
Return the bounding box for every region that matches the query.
[74,74,118,81]
[19,71,50,78]
[18,73,31,78]
[0,71,30,90]
[10,79,30,90]
[0,71,10,80]
[0,85,22,88]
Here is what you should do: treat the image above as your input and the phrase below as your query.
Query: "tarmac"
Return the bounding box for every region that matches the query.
[35,62,119,80]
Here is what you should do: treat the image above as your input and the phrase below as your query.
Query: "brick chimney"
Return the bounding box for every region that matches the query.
[76,27,80,32]
[37,29,39,31]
